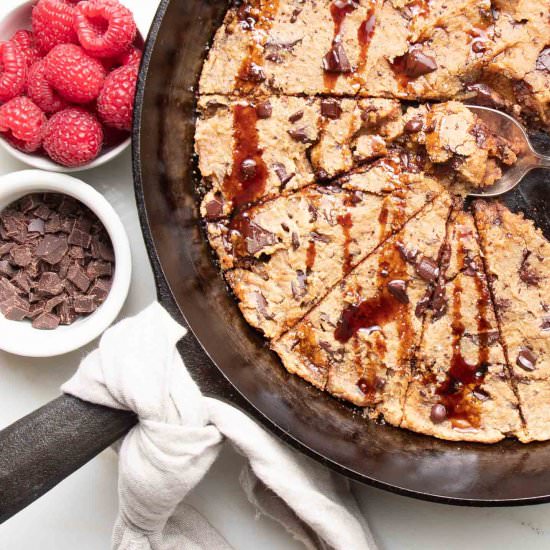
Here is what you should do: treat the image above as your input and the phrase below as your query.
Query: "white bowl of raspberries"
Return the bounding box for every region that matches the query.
[0,0,144,171]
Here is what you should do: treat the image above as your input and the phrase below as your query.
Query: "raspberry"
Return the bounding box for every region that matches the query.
[103,45,142,71]
[10,30,41,68]
[117,45,142,67]
[27,60,67,114]
[32,0,78,54]
[0,41,27,103]
[0,97,47,153]
[43,108,104,167]
[97,62,137,131]
[74,0,137,58]
[44,44,106,104]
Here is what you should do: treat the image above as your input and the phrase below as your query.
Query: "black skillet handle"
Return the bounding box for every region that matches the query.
[0,394,137,524]
[0,326,241,525]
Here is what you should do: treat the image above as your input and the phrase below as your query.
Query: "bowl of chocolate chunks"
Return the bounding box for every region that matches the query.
[0,170,131,357]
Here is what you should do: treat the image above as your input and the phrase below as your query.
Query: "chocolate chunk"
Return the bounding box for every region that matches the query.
[238,221,277,255]
[37,272,64,296]
[519,250,540,286]
[542,316,550,332]
[86,260,112,280]
[1,295,29,321]
[0,242,14,256]
[240,158,258,180]
[0,278,19,301]
[27,302,45,319]
[322,42,352,73]
[387,279,409,304]
[404,118,423,133]
[36,235,68,265]
[58,196,78,216]
[291,270,307,300]
[44,213,61,234]
[34,204,51,220]
[44,294,65,313]
[465,83,504,108]
[0,260,15,277]
[516,347,537,372]
[241,62,265,82]
[393,45,437,78]
[28,218,45,234]
[536,47,550,72]
[67,264,91,292]
[320,98,342,120]
[204,195,225,220]
[58,301,77,325]
[10,244,33,267]
[74,295,97,314]
[255,291,274,320]
[465,330,500,347]
[32,312,60,330]
[68,226,92,249]
[11,271,31,293]
[88,278,111,303]
[287,127,314,143]
[415,256,439,282]
[19,194,40,213]
[311,231,330,243]
[291,232,300,250]
[272,162,295,185]
[396,242,419,264]
[288,110,304,123]
[471,40,487,53]
[430,404,447,423]
[472,388,490,402]
[255,101,272,119]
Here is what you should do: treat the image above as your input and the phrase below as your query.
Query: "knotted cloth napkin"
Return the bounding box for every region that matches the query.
[62,302,376,550]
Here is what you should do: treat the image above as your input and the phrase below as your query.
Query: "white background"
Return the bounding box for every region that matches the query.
[1,1,550,548]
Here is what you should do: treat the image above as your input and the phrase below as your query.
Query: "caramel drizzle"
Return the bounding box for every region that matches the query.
[235,0,279,93]
[323,0,378,91]
[435,225,491,429]
[223,104,268,207]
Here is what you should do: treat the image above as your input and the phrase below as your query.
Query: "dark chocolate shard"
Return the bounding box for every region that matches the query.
[320,98,342,120]
[32,312,60,330]
[37,272,64,296]
[322,42,352,73]
[272,162,295,185]
[393,44,437,78]
[415,256,439,282]
[516,347,537,372]
[288,110,304,123]
[36,235,68,265]
[255,291,274,320]
[387,279,409,304]
[536,47,550,72]
[67,264,91,292]
[255,101,272,119]
[287,127,315,143]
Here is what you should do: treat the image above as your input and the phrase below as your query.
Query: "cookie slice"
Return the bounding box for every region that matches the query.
[195,95,404,218]
[199,0,499,99]
[271,193,452,426]
[402,209,523,443]
[473,201,550,442]
[218,174,444,339]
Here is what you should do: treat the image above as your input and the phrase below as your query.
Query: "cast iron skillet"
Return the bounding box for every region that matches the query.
[2,0,550,524]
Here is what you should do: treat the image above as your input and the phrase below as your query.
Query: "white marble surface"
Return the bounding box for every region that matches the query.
[1,1,550,548]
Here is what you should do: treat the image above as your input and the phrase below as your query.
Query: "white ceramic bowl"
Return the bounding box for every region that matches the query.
[0,0,145,172]
[0,170,132,357]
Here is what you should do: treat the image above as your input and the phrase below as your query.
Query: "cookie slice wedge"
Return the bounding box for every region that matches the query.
[473,201,550,442]
[402,209,523,443]
[220,174,444,339]
[271,193,452,426]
